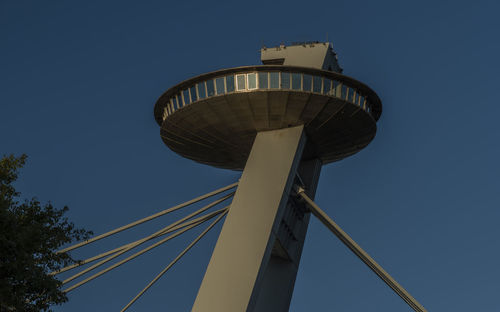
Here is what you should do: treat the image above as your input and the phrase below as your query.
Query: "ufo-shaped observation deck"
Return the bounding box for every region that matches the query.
[154,65,382,170]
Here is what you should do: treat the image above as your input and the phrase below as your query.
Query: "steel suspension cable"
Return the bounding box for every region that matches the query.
[121,210,228,312]
[50,207,226,276]
[57,182,238,254]
[296,187,427,312]
[61,193,233,286]
[63,206,229,293]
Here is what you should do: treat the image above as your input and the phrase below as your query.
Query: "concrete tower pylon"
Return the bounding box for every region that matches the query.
[192,125,321,312]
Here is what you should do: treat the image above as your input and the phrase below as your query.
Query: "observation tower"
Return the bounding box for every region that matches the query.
[153,42,397,312]
[54,42,426,312]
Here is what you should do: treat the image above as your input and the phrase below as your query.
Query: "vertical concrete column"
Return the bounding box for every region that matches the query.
[192,125,307,312]
[251,158,322,312]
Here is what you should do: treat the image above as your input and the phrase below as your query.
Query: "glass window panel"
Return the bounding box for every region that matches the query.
[172,96,178,109]
[197,83,206,99]
[176,94,182,107]
[216,77,225,95]
[291,73,301,90]
[359,95,365,108]
[313,76,322,93]
[341,85,347,99]
[190,86,197,102]
[182,89,191,105]
[281,72,290,89]
[331,81,339,97]
[236,74,246,90]
[270,72,279,89]
[163,107,168,119]
[226,75,235,92]
[323,79,332,95]
[206,79,215,97]
[247,73,257,89]
[169,100,174,114]
[347,87,354,102]
[303,74,312,91]
[258,72,268,89]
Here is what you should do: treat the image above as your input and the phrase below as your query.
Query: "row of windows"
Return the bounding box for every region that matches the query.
[163,72,373,119]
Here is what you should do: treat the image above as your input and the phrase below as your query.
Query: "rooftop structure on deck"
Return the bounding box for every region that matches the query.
[261,41,343,72]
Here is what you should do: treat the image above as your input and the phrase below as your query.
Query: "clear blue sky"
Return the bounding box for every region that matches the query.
[1,0,499,311]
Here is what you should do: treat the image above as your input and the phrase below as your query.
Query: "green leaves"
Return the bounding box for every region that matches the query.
[0,154,92,311]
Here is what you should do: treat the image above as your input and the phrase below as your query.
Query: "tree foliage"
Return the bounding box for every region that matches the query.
[0,154,92,311]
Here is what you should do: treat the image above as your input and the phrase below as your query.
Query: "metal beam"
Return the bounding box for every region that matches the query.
[121,211,228,312]
[57,182,237,254]
[63,207,229,293]
[51,207,229,276]
[296,188,427,312]
[62,193,233,286]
